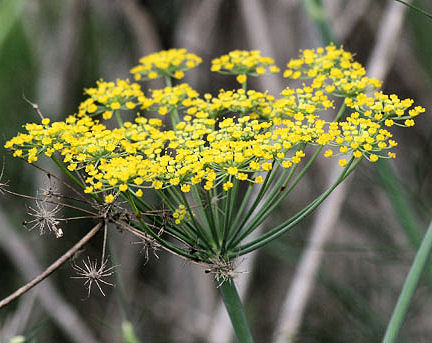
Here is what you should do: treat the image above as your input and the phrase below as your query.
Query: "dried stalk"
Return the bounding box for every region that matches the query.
[0,211,101,343]
[0,223,102,308]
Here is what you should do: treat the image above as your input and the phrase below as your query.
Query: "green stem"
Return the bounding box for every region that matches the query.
[164,76,180,126]
[165,75,172,87]
[229,103,346,248]
[129,191,211,255]
[242,81,247,92]
[221,179,238,254]
[131,214,204,262]
[229,148,320,249]
[231,166,277,237]
[231,157,359,257]
[395,0,432,21]
[202,189,220,245]
[219,278,254,343]
[382,220,432,343]
[334,102,346,121]
[132,195,209,251]
[178,190,215,249]
[114,110,123,127]
[212,186,222,239]
[191,185,213,236]
[51,155,84,190]
[230,182,255,231]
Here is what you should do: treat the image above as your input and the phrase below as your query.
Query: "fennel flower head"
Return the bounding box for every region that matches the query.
[5,46,426,271]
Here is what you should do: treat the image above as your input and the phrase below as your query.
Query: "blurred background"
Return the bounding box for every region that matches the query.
[1,0,432,342]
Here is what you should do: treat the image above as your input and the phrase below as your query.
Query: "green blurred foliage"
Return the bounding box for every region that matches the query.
[0,20,36,211]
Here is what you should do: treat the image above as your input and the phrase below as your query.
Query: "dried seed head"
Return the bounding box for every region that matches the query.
[132,238,160,264]
[71,257,116,297]
[39,175,58,200]
[205,257,244,287]
[25,200,63,238]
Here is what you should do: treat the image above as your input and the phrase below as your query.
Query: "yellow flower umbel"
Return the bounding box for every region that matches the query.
[130,48,202,81]
[283,45,381,95]
[187,88,274,120]
[211,50,280,86]
[144,83,199,116]
[5,45,426,268]
[78,79,147,119]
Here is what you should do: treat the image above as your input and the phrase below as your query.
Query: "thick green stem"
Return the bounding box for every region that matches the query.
[219,278,254,343]
[382,220,432,343]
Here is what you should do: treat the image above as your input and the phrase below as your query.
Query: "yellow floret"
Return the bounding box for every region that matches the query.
[105,194,115,203]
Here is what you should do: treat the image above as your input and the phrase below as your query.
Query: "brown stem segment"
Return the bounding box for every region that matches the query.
[0,223,102,309]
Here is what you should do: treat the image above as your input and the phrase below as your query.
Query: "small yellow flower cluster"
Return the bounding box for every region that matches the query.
[325,113,397,162]
[130,48,202,81]
[172,205,187,225]
[4,114,164,169]
[187,89,274,119]
[168,114,309,190]
[283,45,381,96]
[317,92,423,162]
[211,50,280,84]
[272,86,334,120]
[78,79,147,119]
[282,46,426,163]
[345,92,424,127]
[5,46,426,204]
[145,84,199,115]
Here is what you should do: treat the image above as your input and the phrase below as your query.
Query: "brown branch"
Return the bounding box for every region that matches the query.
[101,219,108,262]
[1,187,98,217]
[0,210,100,343]
[0,222,102,309]
[22,94,45,120]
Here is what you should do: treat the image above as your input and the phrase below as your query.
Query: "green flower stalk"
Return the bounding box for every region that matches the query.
[382,220,432,343]
[4,46,427,340]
